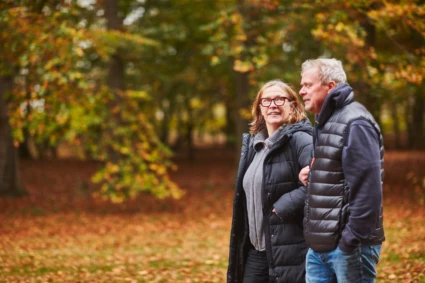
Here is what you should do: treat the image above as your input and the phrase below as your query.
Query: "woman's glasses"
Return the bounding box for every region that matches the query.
[259,97,290,107]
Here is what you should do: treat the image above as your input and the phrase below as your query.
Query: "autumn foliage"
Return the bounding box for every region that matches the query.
[0,150,424,282]
[1,1,425,281]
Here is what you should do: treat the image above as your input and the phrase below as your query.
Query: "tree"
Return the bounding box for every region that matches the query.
[202,0,297,151]
[0,75,24,196]
[0,0,183,201]
[124,0,228,157]
[296,0,425,148]
[368,1,425,149]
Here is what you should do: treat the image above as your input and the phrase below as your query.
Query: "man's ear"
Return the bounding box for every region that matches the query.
[327,81,336,92]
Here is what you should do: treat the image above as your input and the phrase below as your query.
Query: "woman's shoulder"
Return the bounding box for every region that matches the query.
[289,119,313,137]
[291,129,313,147]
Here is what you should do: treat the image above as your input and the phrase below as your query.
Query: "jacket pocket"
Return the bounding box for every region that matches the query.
[270,210,283,225]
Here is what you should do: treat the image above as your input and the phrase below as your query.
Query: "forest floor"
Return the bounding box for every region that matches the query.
[0,149,424,282]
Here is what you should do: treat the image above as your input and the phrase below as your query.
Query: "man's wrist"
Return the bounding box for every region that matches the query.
[338,240,359,253]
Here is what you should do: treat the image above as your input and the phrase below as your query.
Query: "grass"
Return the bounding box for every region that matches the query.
[377,205,425,282]
[0,150,424,282]
[0,212,231,282]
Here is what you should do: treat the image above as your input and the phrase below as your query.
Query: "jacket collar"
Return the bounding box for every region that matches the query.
[315,83,354,127]
[253,128,279,152]
[253,119,313,152]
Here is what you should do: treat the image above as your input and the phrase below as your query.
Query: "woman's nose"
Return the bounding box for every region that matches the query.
[269,100,278,107]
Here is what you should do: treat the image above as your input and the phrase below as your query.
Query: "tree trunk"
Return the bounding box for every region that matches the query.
[411,90,425,150]
[390,101,402,149]
[406,98,414,149]
[186,102,194,160]
[18,129,33,159]
[234,71,250,152]
[358,9,382,125]
[104,0,125,162]
[160,107,170,145]
[186,121,194,160]
[224,92,237,148]
[0,75,25,196]
[104,0,124,95]
[160,94,174,145]
[232,0,259,156]
[19,85,33,159]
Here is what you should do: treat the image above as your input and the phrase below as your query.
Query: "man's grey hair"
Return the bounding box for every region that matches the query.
[301,58,347,86]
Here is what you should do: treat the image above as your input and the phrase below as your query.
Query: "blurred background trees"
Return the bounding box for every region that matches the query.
[0,0,424,201]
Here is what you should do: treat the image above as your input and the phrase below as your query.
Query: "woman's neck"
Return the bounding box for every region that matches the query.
[266,125,279,137]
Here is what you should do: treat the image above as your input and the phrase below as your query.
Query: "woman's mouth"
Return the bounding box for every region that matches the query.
[268,112,281,116]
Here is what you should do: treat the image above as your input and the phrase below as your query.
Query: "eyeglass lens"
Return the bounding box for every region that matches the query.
[260,97,287,107]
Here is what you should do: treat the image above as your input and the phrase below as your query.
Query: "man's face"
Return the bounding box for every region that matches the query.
[299,68,332,114]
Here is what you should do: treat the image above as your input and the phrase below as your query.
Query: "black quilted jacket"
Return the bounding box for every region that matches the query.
[227,119,313,283]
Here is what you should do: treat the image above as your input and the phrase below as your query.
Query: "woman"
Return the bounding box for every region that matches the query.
[227,80,313,283]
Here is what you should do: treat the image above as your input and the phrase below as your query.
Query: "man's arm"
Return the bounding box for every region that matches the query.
[339,119,383,253]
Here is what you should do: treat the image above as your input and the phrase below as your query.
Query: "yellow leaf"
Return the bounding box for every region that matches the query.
[76,47,84,57]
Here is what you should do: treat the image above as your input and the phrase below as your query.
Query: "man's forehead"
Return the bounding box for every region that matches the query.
[301,68,319,81]
[302,67,319,76]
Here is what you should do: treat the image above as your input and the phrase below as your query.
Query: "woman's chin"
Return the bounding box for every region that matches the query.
[266,121,284,130]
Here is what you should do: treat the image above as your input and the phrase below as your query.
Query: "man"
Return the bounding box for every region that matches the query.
[298,58,384,283]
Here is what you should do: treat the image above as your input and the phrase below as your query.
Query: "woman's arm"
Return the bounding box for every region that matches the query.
[273,131,313,220]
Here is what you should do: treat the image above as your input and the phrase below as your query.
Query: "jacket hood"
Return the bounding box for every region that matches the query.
[284,118,314,137]
[256,119,313,149]
[316,83,354,127]
[243,119,313,152]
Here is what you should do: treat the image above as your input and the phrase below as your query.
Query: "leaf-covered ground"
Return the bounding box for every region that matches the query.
[0,150,424,282]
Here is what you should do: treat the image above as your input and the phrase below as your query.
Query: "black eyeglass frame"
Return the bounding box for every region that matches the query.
[259,97,291,107]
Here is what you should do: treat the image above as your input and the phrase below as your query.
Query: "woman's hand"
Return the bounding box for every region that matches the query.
[272,208,283,221]
[299,166,310,186]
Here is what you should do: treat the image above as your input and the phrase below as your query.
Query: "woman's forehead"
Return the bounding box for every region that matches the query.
[262,86,288,98]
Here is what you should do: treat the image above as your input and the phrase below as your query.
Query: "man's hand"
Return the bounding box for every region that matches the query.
[299,166,310,186]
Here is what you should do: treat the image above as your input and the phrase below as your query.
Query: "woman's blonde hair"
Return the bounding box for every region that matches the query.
[249,80,306,135]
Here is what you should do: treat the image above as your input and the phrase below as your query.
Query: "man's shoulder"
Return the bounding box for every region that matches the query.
[333,101,375,124]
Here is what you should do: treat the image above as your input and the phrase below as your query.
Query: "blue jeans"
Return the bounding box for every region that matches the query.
[306,245,381,283]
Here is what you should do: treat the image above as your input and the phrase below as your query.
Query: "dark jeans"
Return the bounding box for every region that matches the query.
[243,247,269,283]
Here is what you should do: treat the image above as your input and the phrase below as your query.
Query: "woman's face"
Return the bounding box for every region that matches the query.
[259,85,292,131]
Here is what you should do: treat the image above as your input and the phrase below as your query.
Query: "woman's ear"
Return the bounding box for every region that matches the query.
[288,102,296,122]
[290,101,296,113]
